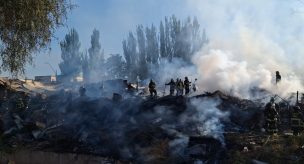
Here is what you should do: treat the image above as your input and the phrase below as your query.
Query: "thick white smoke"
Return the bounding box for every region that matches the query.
[156,59,197,83]
[154,0,304,98]
[181,98,229,143]
[192,48,304,98]
[144,0,304,99]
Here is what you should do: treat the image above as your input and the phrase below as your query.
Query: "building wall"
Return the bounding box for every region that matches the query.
[34,76,56,83]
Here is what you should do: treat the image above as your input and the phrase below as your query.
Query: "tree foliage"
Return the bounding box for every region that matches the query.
[0,0,72,76]
[88,29,104,70]
[159,21,166,59]
[81,52,89,82]
[105,54,125,79]
[59,28,82,77]
[122,15,208,81]
[136,25,148,79]
[145,24,159,65]
[87,29,105,81]
[122,32,137,80]
[58,15,208,82]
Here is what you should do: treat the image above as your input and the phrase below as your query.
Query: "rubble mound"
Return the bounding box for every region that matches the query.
[0,81,303,163]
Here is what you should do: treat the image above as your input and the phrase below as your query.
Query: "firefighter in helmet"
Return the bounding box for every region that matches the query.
[176,79,184,96]
[148,79,157,97]
[184,77,191,95]
[264,97,280,134]
[165,79,176,96]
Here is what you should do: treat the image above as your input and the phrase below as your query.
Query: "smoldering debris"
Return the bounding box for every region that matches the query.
[0,79,300,163]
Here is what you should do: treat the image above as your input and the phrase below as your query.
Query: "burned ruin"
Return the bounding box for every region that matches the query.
[0,77,303,163]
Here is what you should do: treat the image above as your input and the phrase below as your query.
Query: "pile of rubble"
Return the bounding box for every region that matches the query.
[0,79,302,163]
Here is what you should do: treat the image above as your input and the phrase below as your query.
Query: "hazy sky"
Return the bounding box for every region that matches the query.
[23,0,200,78]
[18,0,304,79]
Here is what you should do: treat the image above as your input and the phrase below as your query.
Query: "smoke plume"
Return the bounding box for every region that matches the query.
[190,0,304,98]
[154,0,304,98]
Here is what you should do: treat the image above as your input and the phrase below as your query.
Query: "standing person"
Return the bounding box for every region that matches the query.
[193,78,198,92]
[184,77,191,95]
[264,97,280,134]
[166,79,176,96]
[177,79,184,96]
[149,79,157,97]
[276,71,281,85]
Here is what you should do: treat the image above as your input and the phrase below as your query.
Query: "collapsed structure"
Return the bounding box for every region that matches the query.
[0,77,303,163]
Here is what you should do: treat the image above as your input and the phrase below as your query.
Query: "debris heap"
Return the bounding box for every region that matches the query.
[0,79,303,163]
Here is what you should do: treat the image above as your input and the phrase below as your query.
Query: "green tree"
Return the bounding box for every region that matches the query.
[81,52,89,83]
[180,17,192,62]
[159,21,166,58]
[164,17,172,61]
[122,32,137,80]
[0,0,72,76]
[105,54,125,79]
[170,15,182,59]
[88,29,104,70]
[59,28,82,78]
[121,15,209,79]
[136,25,148,79]
[88,29,105,81]
[191,17,201,54]
[145,24,159,65]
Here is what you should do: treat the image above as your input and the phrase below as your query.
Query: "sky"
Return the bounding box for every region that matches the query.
[23,0,201,78]
[15,0,304,83]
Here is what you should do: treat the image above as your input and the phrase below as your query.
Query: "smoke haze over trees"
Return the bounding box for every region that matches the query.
[122,15,208,81]
[59,15,208,82]
[88,29,105,81]
[59,29,83,81]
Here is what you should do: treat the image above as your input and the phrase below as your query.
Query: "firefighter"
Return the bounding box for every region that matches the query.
[276,71,281,84]
[264,97,280,134]
[184,77,191,95]
[176,79,184,96]
[148,79,157,97]
[290,105,304,136]
[166,79,176,96]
